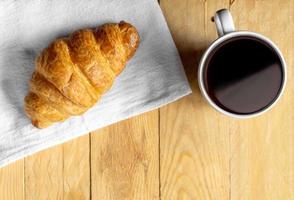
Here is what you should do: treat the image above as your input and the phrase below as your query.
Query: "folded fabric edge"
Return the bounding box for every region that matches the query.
[0,86,192,168]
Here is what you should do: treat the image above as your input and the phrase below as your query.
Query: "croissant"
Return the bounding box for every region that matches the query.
[24,21,140,128]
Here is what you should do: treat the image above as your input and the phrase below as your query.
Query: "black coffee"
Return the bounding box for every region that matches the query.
[204,36,284,114]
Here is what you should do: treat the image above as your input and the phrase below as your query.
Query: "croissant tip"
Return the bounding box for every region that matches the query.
[119,21,134,28]
[32,119,51,129]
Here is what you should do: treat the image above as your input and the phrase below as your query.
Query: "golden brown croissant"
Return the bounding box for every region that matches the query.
[24,21,140,128]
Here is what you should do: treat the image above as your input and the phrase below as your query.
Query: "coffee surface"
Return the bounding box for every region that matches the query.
[204,36,284,114]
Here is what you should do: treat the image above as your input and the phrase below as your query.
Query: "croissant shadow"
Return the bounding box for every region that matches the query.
[0,47,36,121]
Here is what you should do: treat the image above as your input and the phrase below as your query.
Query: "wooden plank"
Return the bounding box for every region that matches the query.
[0,159,24,200]
[159,0,230,199]
[91,110,159,199]
[230,1,294,199]
[25,135,90,200]
[63,135,90,200]
[25,146,63,200]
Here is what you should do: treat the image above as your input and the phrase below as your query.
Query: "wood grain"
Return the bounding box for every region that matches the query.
[0,1,294,200]
[63,135,90,200]
[160,0,294,199]
[160,0,230,199]
[229,1,294,200]
[24,135,90,200]
[25,146,63,200]
[0,159,24,200]
[90,110,159,200]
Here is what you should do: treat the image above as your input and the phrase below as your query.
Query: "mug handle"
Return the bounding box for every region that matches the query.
[214,9,235,37]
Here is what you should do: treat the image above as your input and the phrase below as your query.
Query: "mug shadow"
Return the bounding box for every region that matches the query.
[177,48,206,93]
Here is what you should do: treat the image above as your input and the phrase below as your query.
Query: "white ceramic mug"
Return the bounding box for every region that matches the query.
[198,9,287,118]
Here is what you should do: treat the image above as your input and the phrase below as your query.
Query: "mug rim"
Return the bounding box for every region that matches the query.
[198,31,287,119]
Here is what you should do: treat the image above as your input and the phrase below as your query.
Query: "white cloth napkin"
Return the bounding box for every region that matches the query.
[0,0,191,167]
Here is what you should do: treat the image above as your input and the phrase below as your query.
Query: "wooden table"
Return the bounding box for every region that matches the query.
[1,1,293,199]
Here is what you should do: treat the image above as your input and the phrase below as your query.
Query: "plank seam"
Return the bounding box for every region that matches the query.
[158,2,161,198]
[228,4,233,200]
[158,109,162,200]
[89,133,92,200]
[62,144,65,200]
[229,132,232,200]
[24,158,26,200]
